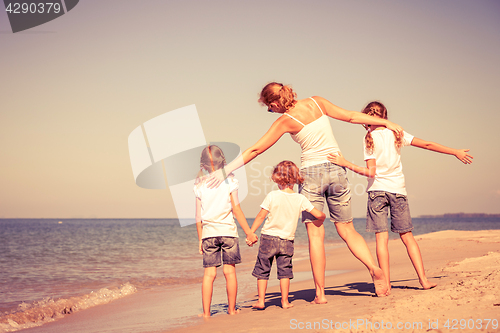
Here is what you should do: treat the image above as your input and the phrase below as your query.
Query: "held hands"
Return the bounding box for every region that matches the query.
[245,233,258,247]
[327,152,347,167]
[455,149,473,164]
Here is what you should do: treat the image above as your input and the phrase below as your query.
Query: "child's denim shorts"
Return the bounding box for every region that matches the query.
[252,234,294,280]
[202,236,241,268]
[366,191,413,233]
[299,162,353,223]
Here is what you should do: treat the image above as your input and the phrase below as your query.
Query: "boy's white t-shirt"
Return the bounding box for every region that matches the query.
[194,177,239,239]
[260,190,315,240]
[363,128,414,195]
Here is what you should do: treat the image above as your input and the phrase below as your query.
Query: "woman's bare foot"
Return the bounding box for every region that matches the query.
[282,301,294,309]
[420,279,437,290]
[371,267,389,297]
[310,296,328,304]
[252,300,265,310]
[198,313,211,318]
[227,308,241,315]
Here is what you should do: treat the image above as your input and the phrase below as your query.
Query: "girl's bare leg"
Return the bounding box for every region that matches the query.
[280,278,294,309]
[375,231,391,293]
[252,279,267,309]
[223,264,240,314]
[335,221,388,296]
[305,220,327,304]
[201,267,217,317]
[400,232,437,290]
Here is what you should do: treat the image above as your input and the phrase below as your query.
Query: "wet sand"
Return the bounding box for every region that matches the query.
[16,230,500,333]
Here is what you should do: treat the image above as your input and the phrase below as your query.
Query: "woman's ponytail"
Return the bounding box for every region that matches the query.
[259,82,297,111]
[278,85,297,111]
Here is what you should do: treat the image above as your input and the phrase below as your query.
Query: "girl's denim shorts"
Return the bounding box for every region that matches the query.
[202,236,241,268]
[366,191,413,233]
[299,162,353,223]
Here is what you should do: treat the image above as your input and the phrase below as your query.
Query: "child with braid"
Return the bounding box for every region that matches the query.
[329,101,473,293]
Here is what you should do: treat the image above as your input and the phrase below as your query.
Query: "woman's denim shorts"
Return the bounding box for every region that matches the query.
[299,162,353,223]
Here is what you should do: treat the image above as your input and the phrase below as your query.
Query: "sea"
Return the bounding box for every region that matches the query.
[1,216,500,332]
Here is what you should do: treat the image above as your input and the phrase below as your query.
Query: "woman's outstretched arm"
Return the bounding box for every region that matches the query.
[411,137,473,164]
[313,96,403,135]
[207,116,291,187]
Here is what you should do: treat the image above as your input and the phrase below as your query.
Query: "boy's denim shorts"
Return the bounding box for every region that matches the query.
[252,234,294,280]
[202,236,241,268]
[299,162,353,223]
[366,191,413,233]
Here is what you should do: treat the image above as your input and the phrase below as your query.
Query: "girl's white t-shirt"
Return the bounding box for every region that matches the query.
[363,129,414,195]
[260,190,315,240]
[194,177,239,239]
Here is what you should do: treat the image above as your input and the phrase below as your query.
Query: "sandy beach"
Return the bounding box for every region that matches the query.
[17,230,500,333]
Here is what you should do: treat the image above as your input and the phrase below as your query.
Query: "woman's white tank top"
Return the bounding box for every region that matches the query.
[285,97,341,168]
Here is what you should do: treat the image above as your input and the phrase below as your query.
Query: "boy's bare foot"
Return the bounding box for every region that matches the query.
[282,301,294,309]
[420,279,437,290]
[252,300,265,310]
[371,267,389,297]
[310,296,328,304]
[227,308,241,315]
[198,313,211,318]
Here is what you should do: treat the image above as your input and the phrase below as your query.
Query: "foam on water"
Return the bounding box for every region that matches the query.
[0,283,137,333]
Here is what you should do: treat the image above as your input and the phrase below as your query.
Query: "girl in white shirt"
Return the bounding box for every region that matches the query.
[329,101,472,293]
[194,145,257,316]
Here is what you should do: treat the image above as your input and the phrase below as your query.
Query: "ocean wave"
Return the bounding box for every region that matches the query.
[0,283,137,333]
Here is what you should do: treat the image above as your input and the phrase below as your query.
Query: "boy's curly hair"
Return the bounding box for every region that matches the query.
[271,160,304,187]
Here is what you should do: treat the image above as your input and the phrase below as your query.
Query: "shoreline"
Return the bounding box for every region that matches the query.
[12,229,500,333]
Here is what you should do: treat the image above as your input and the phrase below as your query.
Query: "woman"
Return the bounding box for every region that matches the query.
[208,82,402,301]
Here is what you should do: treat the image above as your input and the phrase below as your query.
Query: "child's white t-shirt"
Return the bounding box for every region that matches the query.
[194,177,239,239]
[363,128,414,195]
[260,190,315,240]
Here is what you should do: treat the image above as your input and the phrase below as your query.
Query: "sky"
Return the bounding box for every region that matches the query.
[0,0,499,219]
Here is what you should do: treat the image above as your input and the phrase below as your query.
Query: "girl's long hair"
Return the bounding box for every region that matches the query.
[362,101,402,153]
[195,145,227,184]
[258,82,297,112]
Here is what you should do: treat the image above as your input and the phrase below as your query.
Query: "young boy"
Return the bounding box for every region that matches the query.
[247,160,325,309]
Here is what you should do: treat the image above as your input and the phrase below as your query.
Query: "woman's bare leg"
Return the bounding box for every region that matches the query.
[305,220,327,304]
[335,221,388,296]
